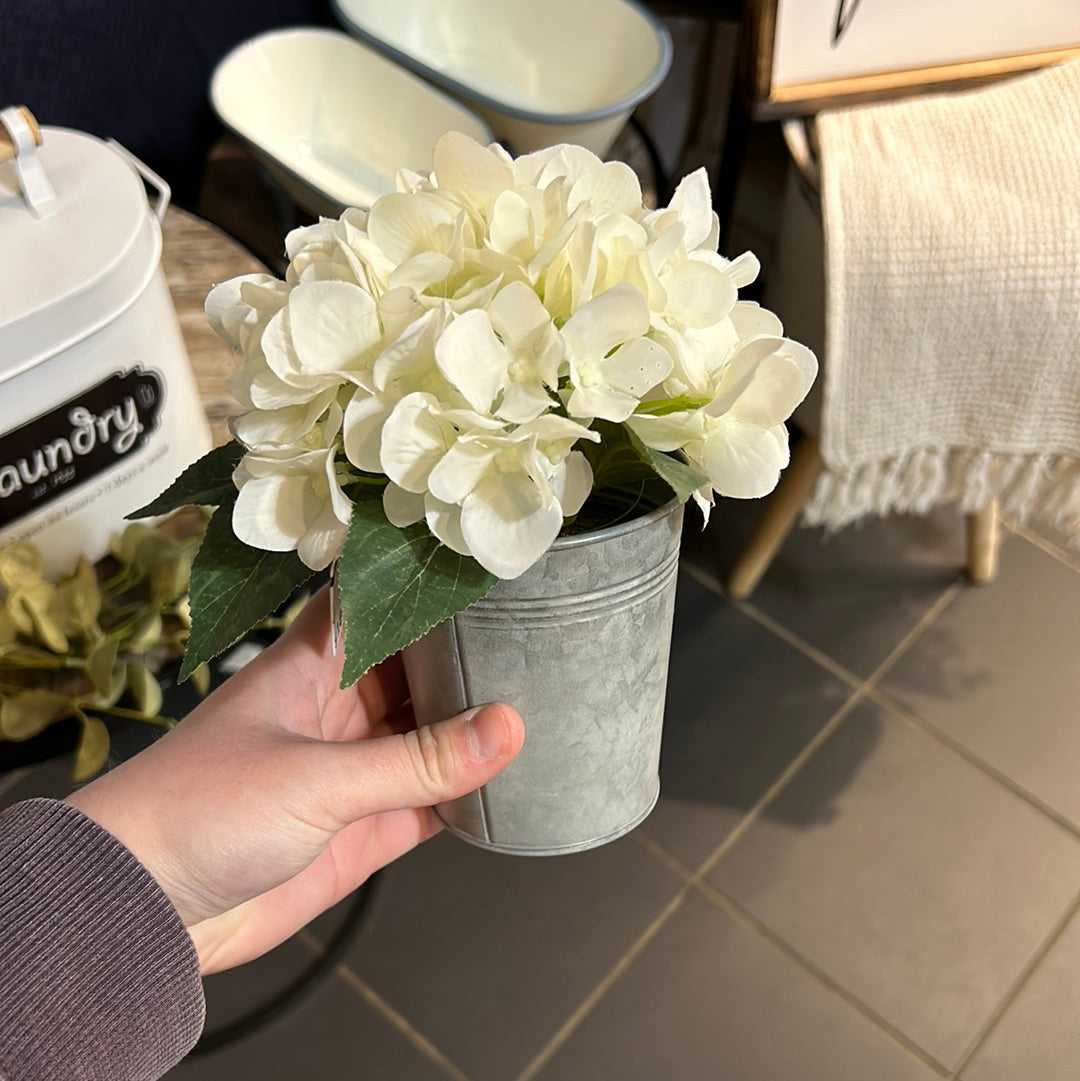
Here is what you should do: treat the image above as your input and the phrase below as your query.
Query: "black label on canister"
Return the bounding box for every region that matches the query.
[0,367,164,526]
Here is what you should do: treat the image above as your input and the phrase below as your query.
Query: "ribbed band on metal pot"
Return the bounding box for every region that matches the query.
[402,499,683,856]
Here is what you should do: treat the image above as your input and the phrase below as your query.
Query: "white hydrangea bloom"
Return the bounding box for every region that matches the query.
[629,333,818,519]
[206,130,817,578]
[380,398,598,578]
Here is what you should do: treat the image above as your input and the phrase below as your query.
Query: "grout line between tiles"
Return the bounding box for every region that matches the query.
[948,887,1080,1078]
[865,686,1080,843]
[860,581,963,689]
[1011,523,1080,575]
[630,827,697,880]
[297,930,475,1081]
[695,880,952,1077]
[678,556,863,691]
[695,684,869,879]
[679,554,963,699]
[512,890,690,1081]
[734,597,863,689]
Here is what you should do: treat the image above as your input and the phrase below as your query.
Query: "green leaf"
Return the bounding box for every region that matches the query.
[625,427,709,503]
[127,441,244,519]
[580,420,657,492]
[338,501,497,688]
[181,506,314,680]
[72,713,110,782]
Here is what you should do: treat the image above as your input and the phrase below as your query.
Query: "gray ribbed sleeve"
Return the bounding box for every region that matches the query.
[0,798,205,1081]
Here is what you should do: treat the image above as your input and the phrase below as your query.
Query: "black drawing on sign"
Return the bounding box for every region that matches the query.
[833,0,866,46]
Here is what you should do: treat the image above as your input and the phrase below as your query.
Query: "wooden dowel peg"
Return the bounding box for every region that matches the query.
[0,106,43,165]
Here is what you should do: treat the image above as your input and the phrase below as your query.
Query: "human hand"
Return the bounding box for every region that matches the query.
[66,588,524,975]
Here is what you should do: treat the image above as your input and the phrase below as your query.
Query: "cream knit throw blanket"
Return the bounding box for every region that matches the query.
[804,61,1080,543]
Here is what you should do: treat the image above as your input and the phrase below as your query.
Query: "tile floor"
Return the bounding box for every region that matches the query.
[4,503,1078,1080]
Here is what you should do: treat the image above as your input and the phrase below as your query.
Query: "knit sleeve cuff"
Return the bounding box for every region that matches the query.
[0,798,205,1081]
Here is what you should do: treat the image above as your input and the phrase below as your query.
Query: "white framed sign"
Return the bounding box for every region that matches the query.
[746,0,1080,116]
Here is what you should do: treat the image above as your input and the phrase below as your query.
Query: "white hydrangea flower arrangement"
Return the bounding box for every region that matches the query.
[138,133,816,686]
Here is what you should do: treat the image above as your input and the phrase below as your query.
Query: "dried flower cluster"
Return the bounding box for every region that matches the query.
[0,526,202,779]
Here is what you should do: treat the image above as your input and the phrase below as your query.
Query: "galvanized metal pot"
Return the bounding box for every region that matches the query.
[402,498,683,856]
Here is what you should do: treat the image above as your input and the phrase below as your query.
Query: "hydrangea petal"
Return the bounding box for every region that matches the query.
[425,496,472,556]
[297,505,348,572]
[379,392,453,492]
[626,410,705,452]
[231,388,336,449]
[367,191,458,264]
[691,486,714,526]
[288,280,380,374]
[377,287,427,340]
[562,284,650,358]
[731,301,784,338]
[432,131,513,211]
[566,383,639,423]
[382,483,425,527]
[602,338,673,398]
[733,344,817,428]
[205,273,279,348]
[532,144,605,190]
[701,420,789,499]
[554,451,594,516]
[324,452,353,524]
[489,190,534,257]
[663,260,737,329]
[343,393,390,472]
[488,281,549,344]
[388,252,454,293]
[725,251,761,288]
[232,474,309,551]
[498,382,556,424]
[460,473,563,579]
[245,359,325,410]
[568,160,643,217]
[435,310,508,414]
[427,440,499,505]
[516,414,599,444]
[667,168,715,250]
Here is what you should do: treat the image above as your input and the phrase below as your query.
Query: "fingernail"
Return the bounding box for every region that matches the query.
[466,704,509,762]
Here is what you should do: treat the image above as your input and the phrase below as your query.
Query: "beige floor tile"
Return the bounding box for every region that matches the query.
[535,890,942,1081]
[960,904,1080,1080]
[709,698,1080,1070]
[881,537,1080,827]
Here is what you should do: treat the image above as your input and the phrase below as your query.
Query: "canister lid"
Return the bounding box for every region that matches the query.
[0,126,162,381]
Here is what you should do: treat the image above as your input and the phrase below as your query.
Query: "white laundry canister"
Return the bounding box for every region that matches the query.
[0,107,211,577]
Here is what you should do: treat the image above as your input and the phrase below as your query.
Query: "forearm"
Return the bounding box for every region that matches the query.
[0,799,205,1081]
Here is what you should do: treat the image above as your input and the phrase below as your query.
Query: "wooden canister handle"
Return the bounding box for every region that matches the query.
[0,106,43,165]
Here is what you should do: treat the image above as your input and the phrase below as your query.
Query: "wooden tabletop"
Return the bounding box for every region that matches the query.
[160,204,267,445]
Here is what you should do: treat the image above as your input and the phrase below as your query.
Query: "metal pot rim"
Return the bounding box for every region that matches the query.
[550,496,681,553]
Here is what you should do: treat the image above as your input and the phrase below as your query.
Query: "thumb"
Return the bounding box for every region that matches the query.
[318,703,525,826]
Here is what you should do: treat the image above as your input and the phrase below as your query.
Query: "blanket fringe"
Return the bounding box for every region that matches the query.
[804,447,1080,546]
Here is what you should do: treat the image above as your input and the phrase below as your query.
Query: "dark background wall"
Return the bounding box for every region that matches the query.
[0,0,332,206]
